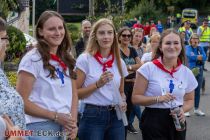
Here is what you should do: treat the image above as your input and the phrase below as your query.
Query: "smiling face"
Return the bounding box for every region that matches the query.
[119,30,132,46]
[38,16,65,49]
[160,33,182,60]
[96,24,114,51]
[132,31,143,45]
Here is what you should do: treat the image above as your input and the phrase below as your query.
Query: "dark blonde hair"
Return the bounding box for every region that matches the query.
[153,29,186,64]
[36,10,76,79]
[85,18,123,77]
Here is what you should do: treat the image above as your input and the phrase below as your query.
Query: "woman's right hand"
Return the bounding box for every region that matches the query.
[96,71,113,88]
[159,93,176,103]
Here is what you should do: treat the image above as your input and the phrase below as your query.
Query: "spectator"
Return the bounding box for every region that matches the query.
[156,20,164,33]
[75,20,92,58]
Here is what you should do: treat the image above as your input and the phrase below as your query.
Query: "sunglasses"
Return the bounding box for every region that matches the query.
[0,36,9,41]
[121,34,131,38]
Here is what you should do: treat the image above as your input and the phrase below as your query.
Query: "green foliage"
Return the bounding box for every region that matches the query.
[0,0,19,19]
[129,0,164,23]
[66,23,79,44]
[5,71,17,87]
[6,25,26,61]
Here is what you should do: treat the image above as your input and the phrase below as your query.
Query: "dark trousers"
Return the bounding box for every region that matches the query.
[141,107,186,140]
[124,81,134,139]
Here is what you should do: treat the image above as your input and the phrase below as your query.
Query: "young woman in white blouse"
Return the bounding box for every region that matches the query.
[76,18,128,140]
[16,11,78,140]
[132,29,198,140]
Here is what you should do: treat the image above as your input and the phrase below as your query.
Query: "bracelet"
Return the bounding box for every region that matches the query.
[128,65,132,70]
[53,112,58,122]
[96,81,99,88]
[155,96,160,103]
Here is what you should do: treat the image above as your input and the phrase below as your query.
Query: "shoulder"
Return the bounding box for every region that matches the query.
[21,48,41,62]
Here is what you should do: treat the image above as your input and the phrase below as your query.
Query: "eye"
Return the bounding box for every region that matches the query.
[98,31,105,35]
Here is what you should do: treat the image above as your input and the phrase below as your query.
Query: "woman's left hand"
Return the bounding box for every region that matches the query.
[178,107,185,123]
[65,121,78,140]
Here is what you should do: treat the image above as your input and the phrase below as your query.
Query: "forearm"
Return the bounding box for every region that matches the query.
[71,93,78,122]
[131,63,141,71]
[132,94,157,106]
[24,100,55,121]
[182,99,194,112]
[78,82,98,99]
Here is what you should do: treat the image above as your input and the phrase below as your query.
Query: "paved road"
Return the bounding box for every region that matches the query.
[128,62,210,140]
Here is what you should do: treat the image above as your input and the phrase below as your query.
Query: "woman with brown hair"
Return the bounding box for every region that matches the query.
[132,29,197,140]
[16,11,78,140]
[76,18,128,140]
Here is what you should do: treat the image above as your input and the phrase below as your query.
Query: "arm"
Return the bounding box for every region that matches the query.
[70,79,78,122]
[76,68,112,99]
[182,91,194,112]
[76,68,98,99]
[16,71,71,128]
[128,57,142,71]
[132,72,175,106]
[185,46,198,61]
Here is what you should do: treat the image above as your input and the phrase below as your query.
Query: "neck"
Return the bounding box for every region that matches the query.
[99,48,111,58]
[50,46,58,55]
[162,57,177,69]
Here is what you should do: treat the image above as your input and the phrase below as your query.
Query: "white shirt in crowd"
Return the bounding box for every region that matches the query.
[18,48,73,124]
[76,53,128,106]
[141,52,152,63]
[137,62,198,109]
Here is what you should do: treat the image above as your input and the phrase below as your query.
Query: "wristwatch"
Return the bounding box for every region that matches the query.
[128,65,132,70]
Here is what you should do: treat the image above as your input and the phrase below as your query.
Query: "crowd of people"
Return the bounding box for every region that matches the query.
[0,10,210,140]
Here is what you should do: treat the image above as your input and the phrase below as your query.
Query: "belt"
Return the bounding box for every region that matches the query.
[85,104,116,111]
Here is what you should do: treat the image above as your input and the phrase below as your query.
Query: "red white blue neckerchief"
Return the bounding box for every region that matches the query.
[50,54,67,86]
[94,51,114,72]
[152,57,182,78]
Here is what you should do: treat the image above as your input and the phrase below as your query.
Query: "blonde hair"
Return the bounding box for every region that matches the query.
[85,18,123,76]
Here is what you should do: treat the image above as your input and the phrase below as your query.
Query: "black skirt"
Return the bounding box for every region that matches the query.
[140,107,186,140]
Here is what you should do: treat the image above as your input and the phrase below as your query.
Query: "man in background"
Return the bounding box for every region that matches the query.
[75,19,91,58]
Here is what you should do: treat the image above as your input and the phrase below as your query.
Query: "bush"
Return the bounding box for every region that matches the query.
[66,23,80,44]
[5,71,17,87]
[6,25,26,61]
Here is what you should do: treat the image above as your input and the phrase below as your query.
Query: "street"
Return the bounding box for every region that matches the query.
[128,62,210,140]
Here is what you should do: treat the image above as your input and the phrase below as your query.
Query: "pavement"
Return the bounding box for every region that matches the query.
[127,61,210,140]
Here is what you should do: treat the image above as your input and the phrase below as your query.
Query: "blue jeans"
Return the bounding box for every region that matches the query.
[78,105,125,140]
[128,105,141,129]
[27,121,64,140]
[195,66,204,109]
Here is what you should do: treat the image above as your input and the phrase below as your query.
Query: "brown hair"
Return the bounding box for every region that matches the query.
[85,18,123,77]
[0,17,7,31]
[153,29,186,64]
[36,10,76,79]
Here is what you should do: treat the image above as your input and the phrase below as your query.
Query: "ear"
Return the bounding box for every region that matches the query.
[38,28,44,37]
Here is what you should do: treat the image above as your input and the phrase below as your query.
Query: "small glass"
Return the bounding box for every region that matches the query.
[170,106,185,131]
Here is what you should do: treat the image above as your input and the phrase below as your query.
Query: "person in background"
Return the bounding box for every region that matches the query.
[156,20,164,33]
[131,28,145,59]
[185,33,206,117]
[0,17,25,140]
[76,18,128,140]
[197,18,210,71]
[143,22,150,36]
[118,27,142,136]
[75,19,92,58]
[141,33,160,63]
[16,11,78,140]
[132,20,144,30]
[150,20,157,29]
[178,20,193,45]
[132,29,197,140]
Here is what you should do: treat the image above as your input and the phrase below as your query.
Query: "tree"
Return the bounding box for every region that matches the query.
[0,0,19,19]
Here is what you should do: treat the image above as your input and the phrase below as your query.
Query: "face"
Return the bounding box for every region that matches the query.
[96,24,114,50]
[0,30,9,61]
[160,33,182,59]
[203,21,208,27]
[133,31,143,44]
[38,16,65,48]
[82,21,91,37]
[150,37,159,50]
[191,37,199,47]
[119,30,132,46]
